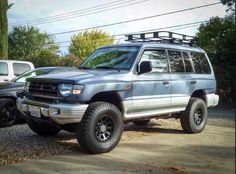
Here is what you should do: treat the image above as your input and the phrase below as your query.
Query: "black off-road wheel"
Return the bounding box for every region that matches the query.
[76,102,124,154]
[180,97,207,133]
[26,117,61,136]
[0,98,17,127]
[132,119,150,125]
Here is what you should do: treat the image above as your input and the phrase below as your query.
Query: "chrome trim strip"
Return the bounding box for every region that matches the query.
[124,107,185,120]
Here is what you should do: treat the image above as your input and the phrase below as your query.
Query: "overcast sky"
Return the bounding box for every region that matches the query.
[8,0,227,55]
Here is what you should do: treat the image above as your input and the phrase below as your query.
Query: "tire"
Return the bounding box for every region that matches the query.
[132,119,150,125]
[0,98,17,127]
[180,97,207,133]
[76,102,124,154]
[26,117,61,136]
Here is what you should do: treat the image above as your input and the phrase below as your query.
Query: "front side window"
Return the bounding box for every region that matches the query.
[168,50,184,73]
[141,49,168,73]
[81,46,140,70]
[13,63,31,76]
[0,62,8,76]
[190,52,211,74]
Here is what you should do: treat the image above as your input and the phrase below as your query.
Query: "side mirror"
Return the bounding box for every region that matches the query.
[139,61,152,74]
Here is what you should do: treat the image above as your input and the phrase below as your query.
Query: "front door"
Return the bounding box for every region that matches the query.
[130,48,171,119]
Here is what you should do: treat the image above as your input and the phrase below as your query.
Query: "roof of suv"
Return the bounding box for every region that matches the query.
[100,42,205,53]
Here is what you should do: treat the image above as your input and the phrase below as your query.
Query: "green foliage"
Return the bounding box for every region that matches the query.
[0,0,9,59]
[196,17,235,102]
[69,30,115,60]
[59,54,83,67]
[221,0,235,15]
[8,26,59,67]
[31,50,60,67]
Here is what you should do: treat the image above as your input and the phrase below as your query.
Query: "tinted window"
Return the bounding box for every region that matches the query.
[13,63,31,76]
[190,52,211,74]
[168,50,184,73]
[81,46,139,70]
[182,52,193,73]
[0,62,8,76]
[141,49,168,73]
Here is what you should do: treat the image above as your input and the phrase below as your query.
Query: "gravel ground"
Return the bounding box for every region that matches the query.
[0,119,182,166]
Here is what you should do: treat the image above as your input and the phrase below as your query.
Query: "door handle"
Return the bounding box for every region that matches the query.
[163,81,169,85]
[191,81,196,85]
[4,79,9,82]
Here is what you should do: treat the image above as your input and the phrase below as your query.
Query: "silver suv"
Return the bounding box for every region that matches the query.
[17,31,219,154]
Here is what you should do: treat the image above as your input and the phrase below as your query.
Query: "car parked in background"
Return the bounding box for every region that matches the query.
[0,66,77,127]
[0,60,34,83]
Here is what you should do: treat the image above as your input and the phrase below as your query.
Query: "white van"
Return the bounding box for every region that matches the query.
[0,60,34,83]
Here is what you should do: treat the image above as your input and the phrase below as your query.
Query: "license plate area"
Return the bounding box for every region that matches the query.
[29,105,41,118]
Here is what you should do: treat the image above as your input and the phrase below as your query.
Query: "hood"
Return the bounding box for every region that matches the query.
[0,82,24,91]
[28,70,129,83]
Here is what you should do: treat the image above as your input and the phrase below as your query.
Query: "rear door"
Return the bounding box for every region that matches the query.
[168,50,192,110]
[130,48,171,118]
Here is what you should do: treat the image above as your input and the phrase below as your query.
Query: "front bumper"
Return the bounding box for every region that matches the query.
[16,98,88,124]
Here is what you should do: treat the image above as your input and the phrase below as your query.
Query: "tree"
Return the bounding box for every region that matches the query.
[8,26,59,67]
[221,0,235,18]
[196,1,235,103]
[31,50,60,67]
[196,17,235,103]
[0,0,12,59]
[69,30,115,60]
[59,54,83,67]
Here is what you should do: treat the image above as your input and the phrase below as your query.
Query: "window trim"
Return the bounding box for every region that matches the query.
[0,62,9,76]
[167,49,185,74]
[13,63,31,76]
[136,48,170,74]
[181,51,195,74]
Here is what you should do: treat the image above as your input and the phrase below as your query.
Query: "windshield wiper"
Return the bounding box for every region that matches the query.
[94,66,120,72]
[78,67,91,70]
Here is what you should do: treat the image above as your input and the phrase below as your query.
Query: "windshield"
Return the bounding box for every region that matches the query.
[11,70,48,83]
[80,46,140,70]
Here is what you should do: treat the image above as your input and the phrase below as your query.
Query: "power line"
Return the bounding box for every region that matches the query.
[56,20,209,47]
[28,0,148,25]
[10,0,147,25]
[51,2,221,36]
[55,20,209,43]
[59,37,126,48]
[10,0,130,25]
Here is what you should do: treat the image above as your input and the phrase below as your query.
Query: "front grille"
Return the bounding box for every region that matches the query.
[29,81,58,97]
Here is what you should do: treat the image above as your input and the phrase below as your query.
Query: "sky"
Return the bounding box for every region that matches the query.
[8,0,227,55]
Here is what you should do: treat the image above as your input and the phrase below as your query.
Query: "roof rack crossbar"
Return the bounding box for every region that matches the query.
[125,31,196,46]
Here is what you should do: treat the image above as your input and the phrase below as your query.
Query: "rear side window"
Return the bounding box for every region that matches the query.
[182,52,193,73]
[190,52,211,74]
[0,62,8,76]
[168,50,184,73]
[13,63,31,76]
[141,49,168,73]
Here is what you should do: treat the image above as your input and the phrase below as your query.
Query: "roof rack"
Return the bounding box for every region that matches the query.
[125,31,196,46]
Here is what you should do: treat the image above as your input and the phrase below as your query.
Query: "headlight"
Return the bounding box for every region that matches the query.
[59,84,73,97]
[24,82,31,93]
